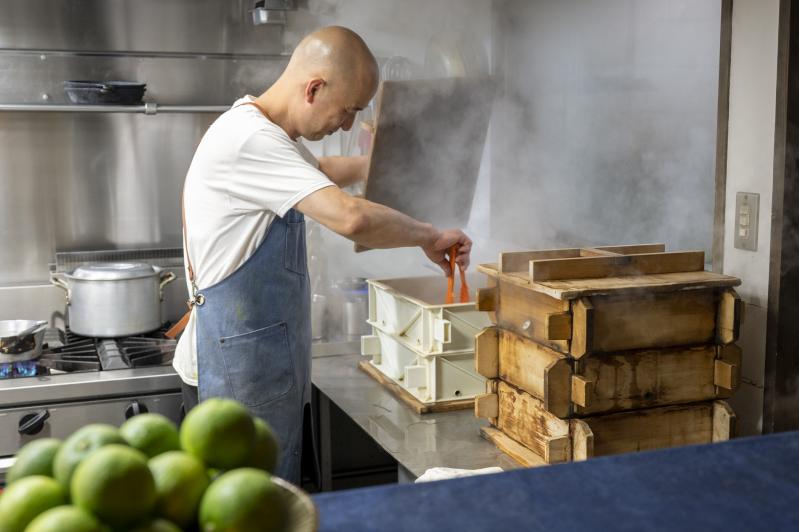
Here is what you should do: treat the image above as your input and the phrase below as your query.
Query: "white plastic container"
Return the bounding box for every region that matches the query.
[365,276,490,355]
[361,275,490,404]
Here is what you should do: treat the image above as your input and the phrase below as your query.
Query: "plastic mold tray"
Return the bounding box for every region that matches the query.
[360,275,491,404]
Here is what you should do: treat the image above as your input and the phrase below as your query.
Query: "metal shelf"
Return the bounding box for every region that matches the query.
[0,103,228,114]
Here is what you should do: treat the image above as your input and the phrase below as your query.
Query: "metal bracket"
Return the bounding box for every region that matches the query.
[251,9,287,25]
[251,1,292,25]
[256,0,296,9]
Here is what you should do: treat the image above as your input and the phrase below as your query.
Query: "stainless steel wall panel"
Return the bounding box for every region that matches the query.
[0,0,285,56]
[0,0,293,319]
[0,285,69,323]
[0,53,287,104]
[0,112,216,284]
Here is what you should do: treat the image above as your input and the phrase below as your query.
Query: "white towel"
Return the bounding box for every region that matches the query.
[415,466,503,483]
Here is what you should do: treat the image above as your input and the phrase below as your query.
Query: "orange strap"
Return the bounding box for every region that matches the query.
[445,245,470,304]
[459,261,470,303]
[445,250,456,305]
[165,311,191,340]
[164,192,194,339]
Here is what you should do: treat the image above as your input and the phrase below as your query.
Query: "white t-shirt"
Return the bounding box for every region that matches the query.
[173,96,335,386]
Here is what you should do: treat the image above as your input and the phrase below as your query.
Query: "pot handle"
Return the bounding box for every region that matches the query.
[158,271,177,301]
[50,272,71,305]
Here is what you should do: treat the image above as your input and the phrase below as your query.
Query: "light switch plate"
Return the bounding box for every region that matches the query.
[734,192,759,251]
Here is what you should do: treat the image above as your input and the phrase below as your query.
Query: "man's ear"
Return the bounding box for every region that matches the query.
[305,78,325,103]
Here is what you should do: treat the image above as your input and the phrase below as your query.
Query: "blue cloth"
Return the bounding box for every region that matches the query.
[314,431,799,531]
[196,208,311,483]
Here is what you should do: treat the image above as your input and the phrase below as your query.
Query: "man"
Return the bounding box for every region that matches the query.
[174,26,472,483]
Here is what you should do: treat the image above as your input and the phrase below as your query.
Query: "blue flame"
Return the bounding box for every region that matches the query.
[12,361,38,378]
[0,363,11,379]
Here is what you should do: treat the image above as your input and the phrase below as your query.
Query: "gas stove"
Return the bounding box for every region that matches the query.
[0,326,177,380]
[0,326,184,481]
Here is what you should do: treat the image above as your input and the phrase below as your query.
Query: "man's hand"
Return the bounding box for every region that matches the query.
[423,229,473,276]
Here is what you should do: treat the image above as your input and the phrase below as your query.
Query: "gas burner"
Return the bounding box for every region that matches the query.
[92,326,177,370]
[0,360,40,379]
[0,324,177,379]
[37,328,102,373]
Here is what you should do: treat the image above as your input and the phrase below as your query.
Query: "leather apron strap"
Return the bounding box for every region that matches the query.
[165,190,203,339]
[165,100,268,340]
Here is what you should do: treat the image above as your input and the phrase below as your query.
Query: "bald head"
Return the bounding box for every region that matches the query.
[286,26,378,92]
[259,26,379,141]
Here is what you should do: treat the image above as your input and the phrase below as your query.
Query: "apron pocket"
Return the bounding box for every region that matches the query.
[219,322,295,407]
[284,220,307,275]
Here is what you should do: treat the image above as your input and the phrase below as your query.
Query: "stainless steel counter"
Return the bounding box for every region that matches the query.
[0,340,360,409]
[0,345,513,485]
[0,366,182,409]
[311,354,518,480]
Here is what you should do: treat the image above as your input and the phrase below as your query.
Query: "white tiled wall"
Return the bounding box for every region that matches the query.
[722,0,780,436]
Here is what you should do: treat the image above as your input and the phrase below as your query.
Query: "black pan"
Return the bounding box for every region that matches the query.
[64,81,147,105]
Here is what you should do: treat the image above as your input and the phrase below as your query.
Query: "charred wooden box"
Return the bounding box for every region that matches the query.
[474,244,743,465]
[476,244,743,356]
[475,327,741,417]
[477,380,736,466]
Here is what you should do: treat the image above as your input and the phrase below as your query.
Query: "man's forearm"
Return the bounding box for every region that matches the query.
[318,156,368,188]
[295,185,471,274]
[348,198,438,249]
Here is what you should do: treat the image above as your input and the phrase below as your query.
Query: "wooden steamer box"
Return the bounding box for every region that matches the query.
[474,244,743,466]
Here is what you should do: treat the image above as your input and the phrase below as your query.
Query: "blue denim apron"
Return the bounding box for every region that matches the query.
[194,208,310,483]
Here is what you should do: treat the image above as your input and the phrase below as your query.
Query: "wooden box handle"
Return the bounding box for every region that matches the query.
[571,375,594,408]
[476,287,497,312]
[475,393,499,419]
[475,327,499,378]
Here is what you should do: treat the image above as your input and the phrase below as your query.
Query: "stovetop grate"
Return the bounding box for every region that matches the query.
[0,325,177,379]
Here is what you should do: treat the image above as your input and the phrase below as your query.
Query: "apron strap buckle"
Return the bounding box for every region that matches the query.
[188,293,205,307]
[188,283,205,308]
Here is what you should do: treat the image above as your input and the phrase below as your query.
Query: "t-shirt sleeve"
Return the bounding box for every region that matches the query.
[226,127,335,216]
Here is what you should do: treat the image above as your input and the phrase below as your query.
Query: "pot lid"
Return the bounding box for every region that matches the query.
[70,262,157,281]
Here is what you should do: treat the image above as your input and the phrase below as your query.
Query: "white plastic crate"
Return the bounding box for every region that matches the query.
[362,330,486,404]
[365,275,491,356]
[360,275,490,404]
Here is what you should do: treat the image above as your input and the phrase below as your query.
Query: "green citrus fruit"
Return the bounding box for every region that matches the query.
[53,424,125,489]
[6,438,61,484]
[71,444,156,530]
[120,413,180,458]
[0,475,65,532]
[247,417,280,474]
[24,505,106,532]
[148,450,210,528]
[129,518,182,532]
[199,468,288,532]
[179,398,256,469]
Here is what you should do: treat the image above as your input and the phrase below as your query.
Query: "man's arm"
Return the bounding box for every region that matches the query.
[317,155,368,188]
[295,185,472,274]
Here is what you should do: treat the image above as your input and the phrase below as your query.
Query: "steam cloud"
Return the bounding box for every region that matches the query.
[291,0,722,329]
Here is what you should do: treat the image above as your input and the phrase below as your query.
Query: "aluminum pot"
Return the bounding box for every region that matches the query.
[50,263,176,338]
[0,320,48,363]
